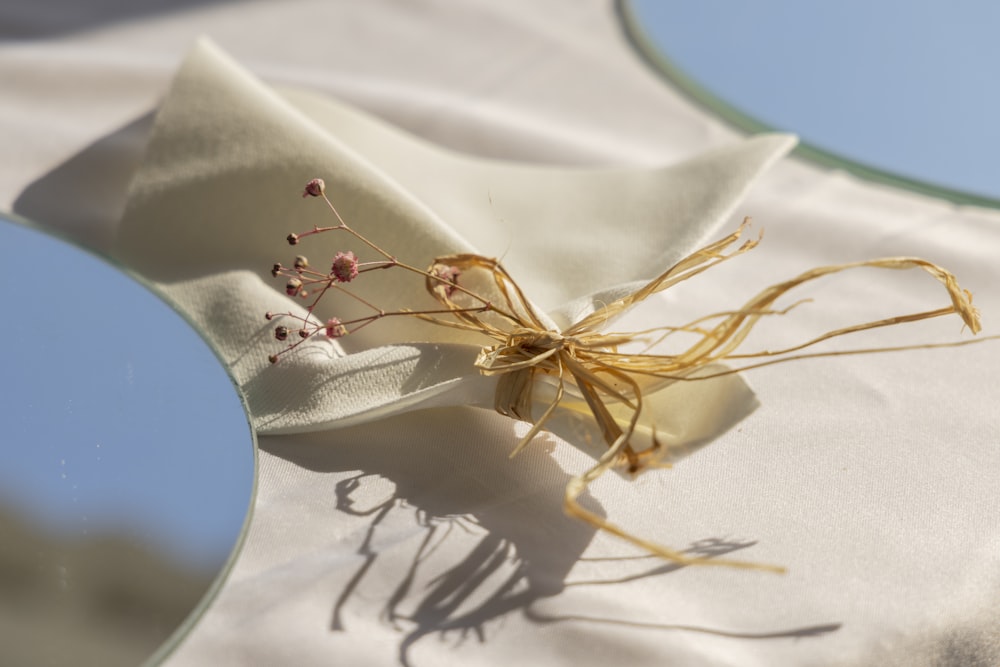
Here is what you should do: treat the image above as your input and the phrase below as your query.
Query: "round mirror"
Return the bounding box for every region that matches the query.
[0,214,255,666]
[624,0,1000,203]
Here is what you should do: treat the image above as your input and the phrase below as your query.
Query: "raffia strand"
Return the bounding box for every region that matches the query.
[421,219,990,572]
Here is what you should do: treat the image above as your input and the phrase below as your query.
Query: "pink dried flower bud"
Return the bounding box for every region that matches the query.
[293,255,309,271]
[431,264,461,297]
[265,311,274,320]
[268,354,280,364]
[287,233,300,245]
[285,278,303,296]
[274,326,289,341]
[302,178,325,198]
[298,329,310,339]
[271,263,283,277]
[325,317,347,338]
[331,251,359,283]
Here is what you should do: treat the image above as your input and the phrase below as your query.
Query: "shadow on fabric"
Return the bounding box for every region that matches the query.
[0,0,245,40]
[13,114,154,253]
[264,408,840,666]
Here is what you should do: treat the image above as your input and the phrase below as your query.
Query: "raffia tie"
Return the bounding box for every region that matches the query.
[418,220,986,572]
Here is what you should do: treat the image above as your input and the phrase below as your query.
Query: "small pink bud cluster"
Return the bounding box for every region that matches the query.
[430,263,461,297]
[330,251,359,283]
[325,317,347,338]
[302,178,325,198]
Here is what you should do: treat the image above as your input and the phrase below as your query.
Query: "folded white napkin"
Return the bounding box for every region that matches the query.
[116,39,794,461]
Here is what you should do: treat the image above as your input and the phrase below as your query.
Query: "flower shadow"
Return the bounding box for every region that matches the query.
[262,407,839,666]
[262,407,591,665]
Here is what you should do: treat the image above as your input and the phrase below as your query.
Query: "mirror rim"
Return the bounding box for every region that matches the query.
[616,0,1000,212]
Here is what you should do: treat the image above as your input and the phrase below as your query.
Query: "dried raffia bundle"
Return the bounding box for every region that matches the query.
[267,178,984,574]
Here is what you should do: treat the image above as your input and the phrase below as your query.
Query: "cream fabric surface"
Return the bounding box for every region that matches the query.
[4,2,1000,667]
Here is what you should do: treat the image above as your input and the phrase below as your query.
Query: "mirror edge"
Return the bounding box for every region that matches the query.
[0,207,260,667]
[614,0,1000,211]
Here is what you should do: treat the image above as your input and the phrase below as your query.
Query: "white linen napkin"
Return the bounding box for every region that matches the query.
[116,39,794,459]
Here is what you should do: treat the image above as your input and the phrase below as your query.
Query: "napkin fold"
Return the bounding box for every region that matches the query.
[116,39,794,458]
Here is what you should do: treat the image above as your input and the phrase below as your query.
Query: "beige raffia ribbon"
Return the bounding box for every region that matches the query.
[421,219,982,571]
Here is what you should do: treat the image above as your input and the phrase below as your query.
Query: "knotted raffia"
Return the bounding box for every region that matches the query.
[423,219,983,572]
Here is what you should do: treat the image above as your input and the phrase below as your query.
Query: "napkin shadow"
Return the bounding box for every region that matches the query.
[263,407,593,663]
[262,407,836,666]
[13,113,155,253]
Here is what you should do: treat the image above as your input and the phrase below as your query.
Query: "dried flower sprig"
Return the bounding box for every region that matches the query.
[269,178,984,572]
[266,178,513,364]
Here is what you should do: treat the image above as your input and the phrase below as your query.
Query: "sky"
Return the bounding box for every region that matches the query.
[629,0,1000,202]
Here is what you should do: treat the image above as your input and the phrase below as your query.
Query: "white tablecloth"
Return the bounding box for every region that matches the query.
[4,2,1000,666]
